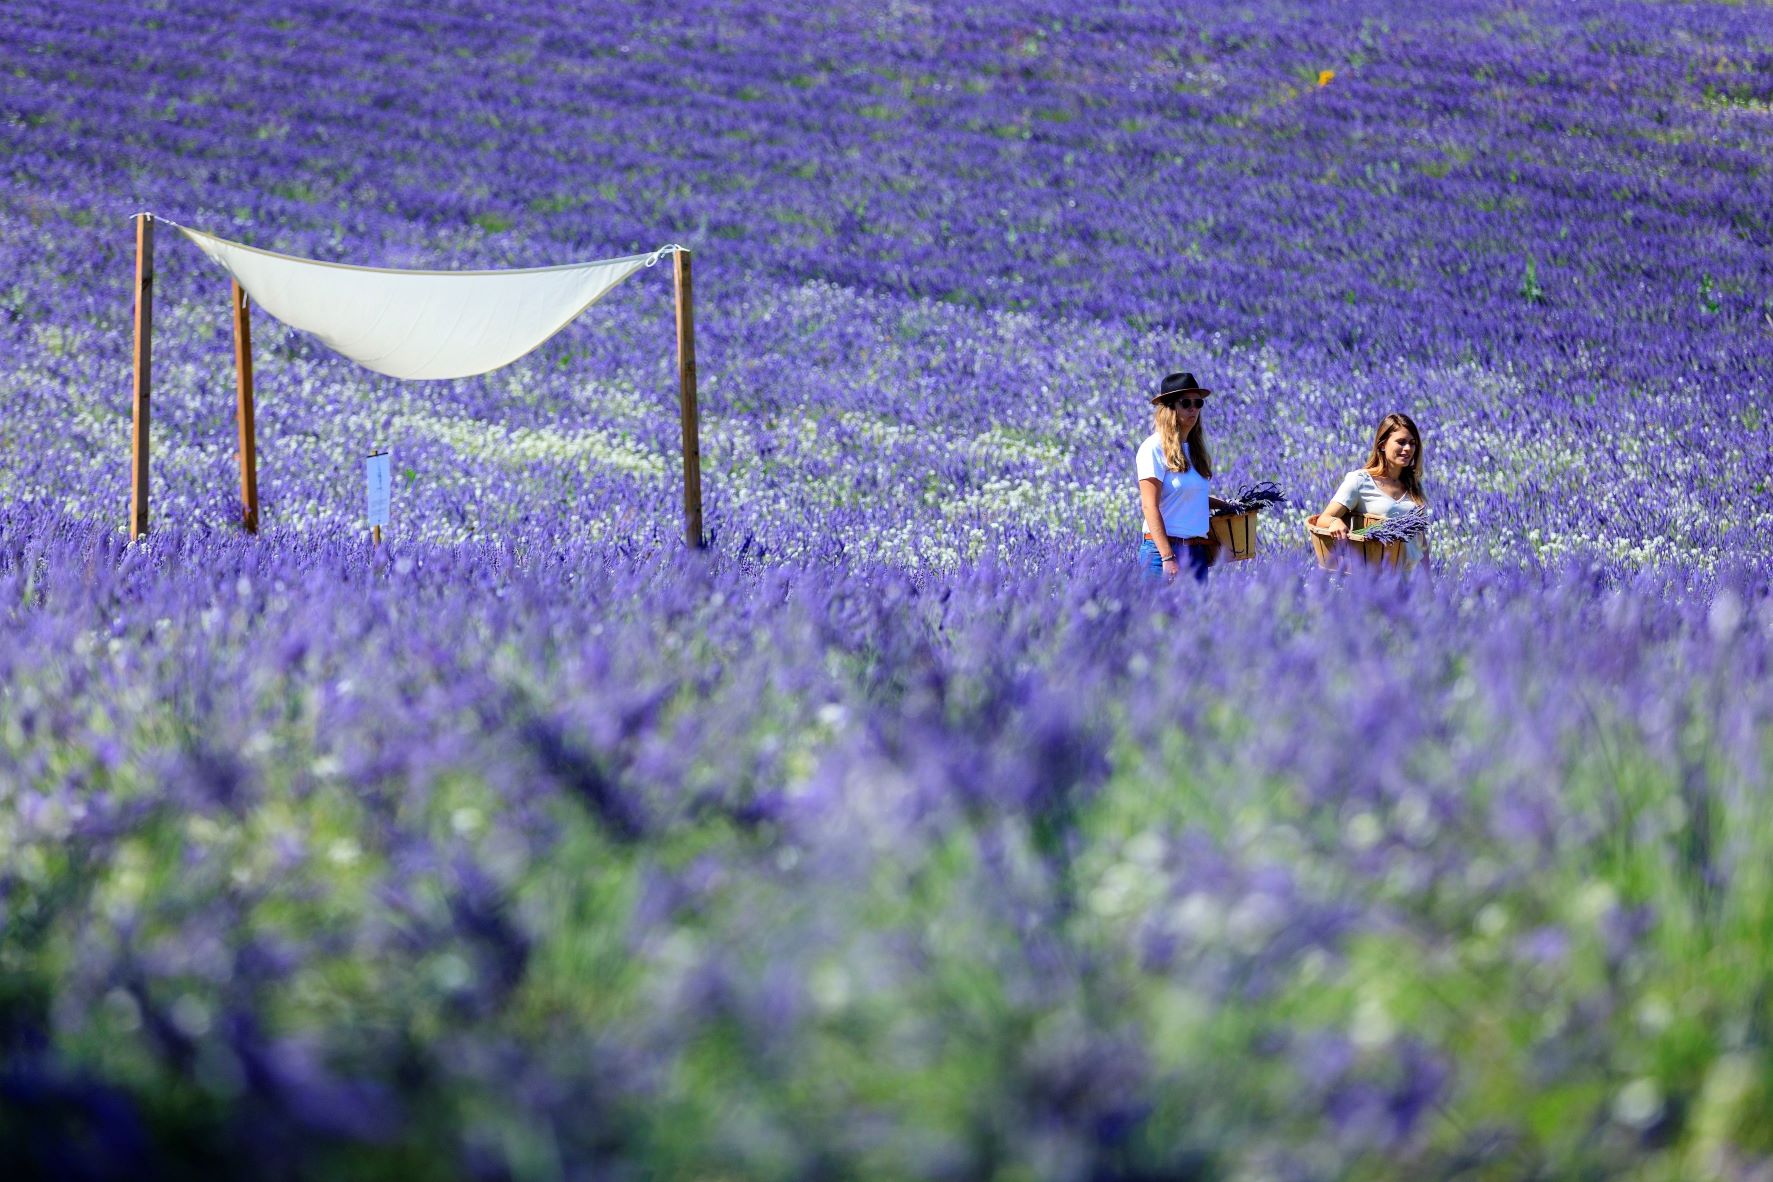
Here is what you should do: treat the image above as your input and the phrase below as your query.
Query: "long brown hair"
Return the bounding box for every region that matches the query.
[1363,412,1426,503]
[1154,401,1213,477]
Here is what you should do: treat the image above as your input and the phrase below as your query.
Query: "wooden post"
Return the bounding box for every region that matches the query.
[673,248,703,548]
[232,280,259,533]
[372,525,382,545]
[129,214,153,540]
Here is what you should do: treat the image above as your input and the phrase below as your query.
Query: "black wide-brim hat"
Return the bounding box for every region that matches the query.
[1151,371,1212,404]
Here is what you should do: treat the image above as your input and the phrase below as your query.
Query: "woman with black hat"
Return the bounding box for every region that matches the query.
[1136,371,1236,582]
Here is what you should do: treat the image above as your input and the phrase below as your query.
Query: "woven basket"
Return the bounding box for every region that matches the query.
[1210,509,1258,561]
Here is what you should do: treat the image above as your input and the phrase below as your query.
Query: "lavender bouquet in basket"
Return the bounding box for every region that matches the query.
[1213,481,1289,516]
[1352,505,1432,544]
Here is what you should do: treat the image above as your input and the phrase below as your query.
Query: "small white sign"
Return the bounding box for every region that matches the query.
[366,452,391,527]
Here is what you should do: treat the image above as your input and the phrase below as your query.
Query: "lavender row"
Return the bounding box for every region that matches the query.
[6,276,1765,570]
[2,0,1769,373]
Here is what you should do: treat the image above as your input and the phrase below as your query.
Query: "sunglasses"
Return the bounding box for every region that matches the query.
[1162,397,1207,410]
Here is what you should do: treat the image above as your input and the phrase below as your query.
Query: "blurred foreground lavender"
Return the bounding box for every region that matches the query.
[5,512,1771,1178]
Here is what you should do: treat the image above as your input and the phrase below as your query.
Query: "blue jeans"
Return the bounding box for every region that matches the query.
[1138,538,1212,583]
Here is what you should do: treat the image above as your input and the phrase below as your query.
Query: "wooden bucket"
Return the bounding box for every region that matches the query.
[1343,532,1406,569]
[1303,514,1341,570]
[1210,509,1258,560]
[1348,512,1407,569]
[1305,513,1401,571]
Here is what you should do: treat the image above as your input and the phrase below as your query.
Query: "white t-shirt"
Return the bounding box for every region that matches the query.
[1136,433,1210,538]
[1332,469,1418,518]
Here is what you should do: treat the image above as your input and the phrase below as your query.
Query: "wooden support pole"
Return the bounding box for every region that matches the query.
[232,280,259,533]
[673,248,704,549]
[129,214,153,541]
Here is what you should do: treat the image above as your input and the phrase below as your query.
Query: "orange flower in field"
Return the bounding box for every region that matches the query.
[1318,69,1336,87]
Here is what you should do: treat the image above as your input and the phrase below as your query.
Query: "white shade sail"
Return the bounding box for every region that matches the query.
[173,221,664,380]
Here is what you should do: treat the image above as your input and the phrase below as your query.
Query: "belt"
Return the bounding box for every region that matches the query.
[1144,533,1215,546]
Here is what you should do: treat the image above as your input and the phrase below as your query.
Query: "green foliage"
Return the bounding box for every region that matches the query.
[271,180,319,204]
[1699,272,1721,315]
[1521,254,1545,303]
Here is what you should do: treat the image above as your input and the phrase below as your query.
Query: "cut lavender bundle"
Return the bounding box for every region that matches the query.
[1356,506,1432,545]
[1214,481,1290,516]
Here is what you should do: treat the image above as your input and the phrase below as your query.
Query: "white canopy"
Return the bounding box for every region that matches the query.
[172,221,669,380]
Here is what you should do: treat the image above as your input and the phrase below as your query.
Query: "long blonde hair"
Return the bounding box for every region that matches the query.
[1363,412,1426,503]
[1154,401,1213,477]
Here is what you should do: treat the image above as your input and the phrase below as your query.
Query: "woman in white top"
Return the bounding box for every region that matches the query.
[1316,412,1430,564]
[1136,371,1238,582]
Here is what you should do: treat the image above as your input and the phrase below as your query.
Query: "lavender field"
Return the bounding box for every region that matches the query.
[3,1,1773,1177]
